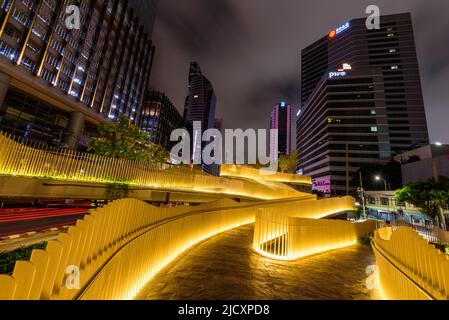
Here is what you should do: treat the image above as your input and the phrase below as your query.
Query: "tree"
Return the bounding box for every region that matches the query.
[432,177,449,230]
[395,177,449,229]
[395,180,439,218]
[432,182,449,207]
[278,150,298,173]
[88,114,168,163]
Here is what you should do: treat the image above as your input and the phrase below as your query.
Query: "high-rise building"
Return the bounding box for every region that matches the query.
[129,0,159,35]
[0,0,158,149]
[213,118,223,133]
[183,62,217,173]
[183,62,216,131]
[297,13,430,195]
[139,90,184,152]
[270,101,292,155]
[207,117,223,176]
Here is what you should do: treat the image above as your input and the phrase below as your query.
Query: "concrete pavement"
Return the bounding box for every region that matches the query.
[137,224,379,300]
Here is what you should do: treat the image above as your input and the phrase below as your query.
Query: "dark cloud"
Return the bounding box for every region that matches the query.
[156,0,244,55]
[150,0,449,143]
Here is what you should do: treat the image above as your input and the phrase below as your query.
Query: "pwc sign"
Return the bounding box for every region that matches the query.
[329,63,352,79]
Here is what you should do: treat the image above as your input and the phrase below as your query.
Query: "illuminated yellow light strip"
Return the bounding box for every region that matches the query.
[17,0,44,66]
[0,194,361,300]
[220,164,312,185]
[252,201,376,261]
[0,0,16,39]
[0,133,306,200]
[254,241,357,261]
[372,227,445,300]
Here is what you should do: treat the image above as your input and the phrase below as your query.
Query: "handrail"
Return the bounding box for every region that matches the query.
[372,227,449,300]
[371,239,435,300]
[253,197,375,260]
[76,194,332,299]
[74,206,232,299]
[0,132,307,200]
[0,194,356,300]
[220,164,312,185]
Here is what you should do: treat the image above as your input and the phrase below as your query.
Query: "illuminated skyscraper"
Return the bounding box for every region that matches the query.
[183,62,217,174]
[139,90,183,152]
[183,62,216,131]
[297,13,429,195]
[271,102,292,155]
[0,0,158,149]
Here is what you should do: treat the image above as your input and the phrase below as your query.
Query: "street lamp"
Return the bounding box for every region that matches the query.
[375,175,388,191]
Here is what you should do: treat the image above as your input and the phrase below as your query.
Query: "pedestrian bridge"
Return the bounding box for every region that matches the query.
[0,195,361,300]
[0,132,310,202]
[1,132,448,300]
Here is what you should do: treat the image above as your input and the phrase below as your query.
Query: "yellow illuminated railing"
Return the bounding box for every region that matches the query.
[0,194,364,300]
[372,227,449,300]
[220,164,312,185]
[0,132,305,200]
[253,197,376,260]
[0,198,255,300]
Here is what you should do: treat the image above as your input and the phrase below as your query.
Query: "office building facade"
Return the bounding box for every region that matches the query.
[0,0,158,149]
[270,101,292,155]
[297,13,430,195]
[394,144,449,184]
[139,90,183,152]
[183,62,217,174]
[183,62,216,131]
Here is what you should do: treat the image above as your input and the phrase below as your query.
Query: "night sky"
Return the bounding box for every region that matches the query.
[150,0,449,144]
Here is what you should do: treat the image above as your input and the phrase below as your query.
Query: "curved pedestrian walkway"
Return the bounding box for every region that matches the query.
[137,224,380,300]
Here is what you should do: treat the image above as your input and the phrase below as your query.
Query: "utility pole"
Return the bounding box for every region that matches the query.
[345,142,349,195]
[432,158,447,231]
[359,171,367,220]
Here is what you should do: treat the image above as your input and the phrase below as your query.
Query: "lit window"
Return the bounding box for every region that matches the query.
[371,126,378,132]
[389,49,396,53]
[371,110,377,115]
[391,65,399,70]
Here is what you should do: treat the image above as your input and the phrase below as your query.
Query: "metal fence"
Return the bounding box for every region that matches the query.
[252,196,376,260]
[0,132,303,200]
[372,226,449,300]
[0,195,361,300]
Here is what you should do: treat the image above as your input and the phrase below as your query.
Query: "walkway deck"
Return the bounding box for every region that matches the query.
[137,224,379,300]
